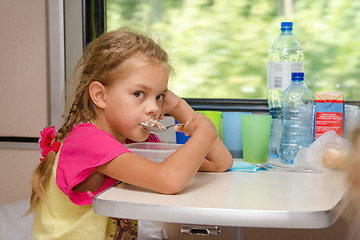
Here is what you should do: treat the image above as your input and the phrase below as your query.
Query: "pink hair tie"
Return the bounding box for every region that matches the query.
[38,126,60,161]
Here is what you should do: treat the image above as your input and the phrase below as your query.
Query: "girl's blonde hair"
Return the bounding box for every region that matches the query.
[27,29,171,214]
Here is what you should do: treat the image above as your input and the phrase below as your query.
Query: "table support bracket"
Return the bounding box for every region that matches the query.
[181,224,220,236]
[228,227,243,240]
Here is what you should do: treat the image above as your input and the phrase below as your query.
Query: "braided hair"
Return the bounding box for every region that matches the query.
[27,29,171,214]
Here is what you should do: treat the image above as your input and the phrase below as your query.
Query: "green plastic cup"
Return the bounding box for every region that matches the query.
[197,111,222,138]
[241,114,271,163]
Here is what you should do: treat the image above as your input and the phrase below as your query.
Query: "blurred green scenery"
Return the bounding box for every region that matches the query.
[107,0,360,100]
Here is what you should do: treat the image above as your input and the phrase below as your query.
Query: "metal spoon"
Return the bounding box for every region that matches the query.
[141,122,185,132]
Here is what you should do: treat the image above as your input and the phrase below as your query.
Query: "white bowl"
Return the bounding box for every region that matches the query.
[125,142,183,162]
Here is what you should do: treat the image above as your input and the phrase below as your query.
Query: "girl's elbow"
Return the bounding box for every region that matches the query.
[214,164,231,172]
[216,157,233,172]
[159,179,185,195]
[157,170,187,194]
[211,148,233,172]
[223,151,234,171]
[224,157,234,171]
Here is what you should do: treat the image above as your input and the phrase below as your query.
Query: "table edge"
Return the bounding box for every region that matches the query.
[93,185,352,229]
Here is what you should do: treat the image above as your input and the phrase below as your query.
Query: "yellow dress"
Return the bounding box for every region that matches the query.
[32,152,138,240]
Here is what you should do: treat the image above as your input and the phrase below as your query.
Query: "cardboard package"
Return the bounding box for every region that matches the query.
[314,92,344,140]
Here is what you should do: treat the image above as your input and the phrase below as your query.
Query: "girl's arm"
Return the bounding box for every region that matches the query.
[97,114,218,194]
[198,138,233,172]
[163,91,233,172]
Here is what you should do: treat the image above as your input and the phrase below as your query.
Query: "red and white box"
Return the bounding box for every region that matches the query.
[314,92,344,140]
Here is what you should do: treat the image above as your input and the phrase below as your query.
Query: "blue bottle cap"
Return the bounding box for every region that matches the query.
[291,72,304,81]
[281,22,293,31]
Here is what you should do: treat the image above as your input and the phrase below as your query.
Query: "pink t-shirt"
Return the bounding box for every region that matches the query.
[56,123,160,206]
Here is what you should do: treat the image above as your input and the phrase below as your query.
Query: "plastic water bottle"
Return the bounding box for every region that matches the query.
[267,22,304,159]
[281,72,314,164]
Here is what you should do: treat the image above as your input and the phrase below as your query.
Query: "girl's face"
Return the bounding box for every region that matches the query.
[97,62,169,143]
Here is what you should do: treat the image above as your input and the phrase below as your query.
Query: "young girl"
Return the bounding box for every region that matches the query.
[28,29,233,240]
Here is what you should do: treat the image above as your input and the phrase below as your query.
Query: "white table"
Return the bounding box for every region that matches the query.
[93,169,351,239]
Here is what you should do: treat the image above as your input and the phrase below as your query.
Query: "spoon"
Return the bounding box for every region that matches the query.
[141,122,185,132]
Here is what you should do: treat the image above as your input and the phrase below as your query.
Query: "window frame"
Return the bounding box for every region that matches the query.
[3,0,360,145]
[85,2,360,112]
[83,1,270,112]
[82,0,107,48]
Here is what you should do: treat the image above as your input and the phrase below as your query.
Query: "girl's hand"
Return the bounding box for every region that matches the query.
[175,113,218,140]
[160,90,182,120]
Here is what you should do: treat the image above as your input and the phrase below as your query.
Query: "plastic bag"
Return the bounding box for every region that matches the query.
[294,131,350,170]
[345,104,360,137]
[138,220,169,240]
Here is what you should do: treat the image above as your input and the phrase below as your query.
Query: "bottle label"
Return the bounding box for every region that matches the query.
[267,62,303,90]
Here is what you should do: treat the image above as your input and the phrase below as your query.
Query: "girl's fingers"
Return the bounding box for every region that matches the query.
[174,123,187,132]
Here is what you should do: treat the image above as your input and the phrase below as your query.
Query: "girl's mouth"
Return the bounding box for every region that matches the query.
[141,123,150,131]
